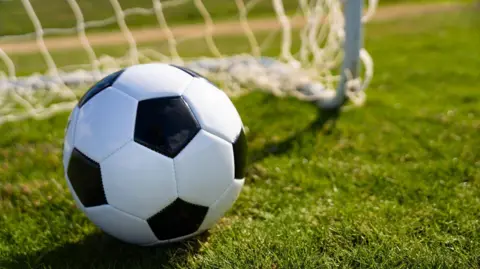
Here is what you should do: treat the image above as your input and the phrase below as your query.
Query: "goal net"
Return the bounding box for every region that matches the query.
[0,0,378,125]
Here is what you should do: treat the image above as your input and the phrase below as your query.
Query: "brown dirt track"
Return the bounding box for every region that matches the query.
[0,2,465,55]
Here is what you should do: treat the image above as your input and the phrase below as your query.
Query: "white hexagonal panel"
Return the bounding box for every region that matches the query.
[101,141,178,219]
[113,63,194,101]
[174,130,235,207]
[85,205,158,245]
[63,106,80,171]
[199,179,244,231]
[74,87,137,162]
[182,78,243,143]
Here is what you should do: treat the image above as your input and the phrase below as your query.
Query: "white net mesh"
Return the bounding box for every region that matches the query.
[0,0,378,125]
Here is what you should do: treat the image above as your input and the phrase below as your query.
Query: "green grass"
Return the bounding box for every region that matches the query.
[1,5,480,269]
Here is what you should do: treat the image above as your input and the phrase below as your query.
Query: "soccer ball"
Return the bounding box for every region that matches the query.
[62,63,247,246]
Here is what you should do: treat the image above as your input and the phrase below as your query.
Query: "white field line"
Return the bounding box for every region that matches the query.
[0,2,463,55]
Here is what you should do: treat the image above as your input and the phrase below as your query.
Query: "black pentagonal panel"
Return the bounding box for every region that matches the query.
[170,64,215,85]
[233,128,248,179]
[170,64,204,78]
[67,148,106,207]
[78,69,125,108]
[147,198,208,240]
[134,96,200,158]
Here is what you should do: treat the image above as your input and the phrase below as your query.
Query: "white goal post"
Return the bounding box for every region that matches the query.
[0,0,378,125]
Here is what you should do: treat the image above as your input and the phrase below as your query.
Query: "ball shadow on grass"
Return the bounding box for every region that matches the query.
[5,230,210,269]
[248,108,340,165]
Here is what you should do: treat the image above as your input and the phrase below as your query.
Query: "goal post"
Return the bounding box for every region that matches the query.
[325,0,366,109]
[0,0,378,125]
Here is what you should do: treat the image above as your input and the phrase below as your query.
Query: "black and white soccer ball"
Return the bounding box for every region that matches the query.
[62,63,247,246]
